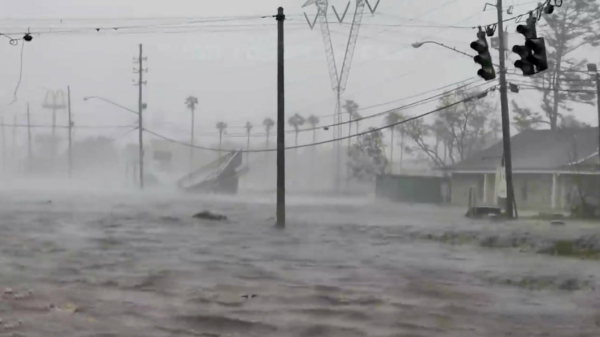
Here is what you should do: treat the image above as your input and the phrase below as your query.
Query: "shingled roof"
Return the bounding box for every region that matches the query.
[448,127,599,172]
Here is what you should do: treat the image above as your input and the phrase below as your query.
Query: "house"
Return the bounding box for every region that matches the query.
[445,127,600,211]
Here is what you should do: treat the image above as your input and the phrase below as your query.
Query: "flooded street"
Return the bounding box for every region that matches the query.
[0,190,598,336]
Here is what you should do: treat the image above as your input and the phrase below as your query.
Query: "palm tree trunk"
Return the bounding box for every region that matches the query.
[390,128,395,172]
[356,121,359,135]
[266,132,269,149]
[246,133,250,168]
[295,131,299,147]
[265,131,269,181]
[400,131,405,174]
[190,108,195,174]
[219,131,222,155]
[348,115,352,150]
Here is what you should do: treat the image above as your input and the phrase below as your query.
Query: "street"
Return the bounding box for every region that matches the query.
[0,190,598,336]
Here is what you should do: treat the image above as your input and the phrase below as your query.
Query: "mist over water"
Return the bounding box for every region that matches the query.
[0,0,599,335]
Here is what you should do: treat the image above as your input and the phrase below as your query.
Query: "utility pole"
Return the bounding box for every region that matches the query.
[42,90,66,169]
[27,103,32,171]
[134,44,147,190]
[496,0,516,218]
[596,72,600,165]
[335,92,342,191]
[1,115,5,172]
[67,86,73,178]
[276,7,286,229]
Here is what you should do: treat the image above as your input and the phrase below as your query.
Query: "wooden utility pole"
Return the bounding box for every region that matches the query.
[27,103,32,170]
[190,106,195,176]
[67,86,73,178]
[276,7,286,229]
[1,115,5,172]
[42,90,66,169]
[596,72,600,165]
[496,0,516,218]
[135,44,146,190]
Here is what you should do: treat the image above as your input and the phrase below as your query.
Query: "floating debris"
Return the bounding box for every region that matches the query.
[193,211,227,221]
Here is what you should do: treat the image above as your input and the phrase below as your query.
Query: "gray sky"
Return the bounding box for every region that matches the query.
[0,0,596,148]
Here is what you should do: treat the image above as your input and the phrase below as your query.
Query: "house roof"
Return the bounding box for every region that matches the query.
[447,127,599,172]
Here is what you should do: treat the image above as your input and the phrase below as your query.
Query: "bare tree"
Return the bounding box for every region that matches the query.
[512,0,600,130]
[405,89,498,168]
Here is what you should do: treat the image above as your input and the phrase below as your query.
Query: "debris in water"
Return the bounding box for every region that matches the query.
[241,294,258,299]
[193,211,227,221]
[551,221,566,226]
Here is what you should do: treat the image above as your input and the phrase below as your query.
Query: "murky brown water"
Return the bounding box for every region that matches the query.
[0,191,598,336]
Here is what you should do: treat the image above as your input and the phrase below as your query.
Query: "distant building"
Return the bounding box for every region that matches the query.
[445,128,599,210]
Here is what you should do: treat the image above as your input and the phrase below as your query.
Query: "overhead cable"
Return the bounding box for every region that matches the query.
[143,87,496,153]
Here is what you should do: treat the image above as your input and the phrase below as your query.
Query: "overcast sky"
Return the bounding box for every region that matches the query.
[0,0,596,148]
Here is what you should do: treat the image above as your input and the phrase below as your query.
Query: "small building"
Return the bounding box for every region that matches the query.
[376,173,449,204]
[445,128,599,211]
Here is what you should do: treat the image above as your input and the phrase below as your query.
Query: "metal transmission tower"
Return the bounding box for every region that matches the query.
[42,89,67,169]
[303,0,380,191]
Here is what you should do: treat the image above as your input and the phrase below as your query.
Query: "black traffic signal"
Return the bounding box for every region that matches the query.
[527,36,548,73]
[513,16,548,76]
[470,30,496,81]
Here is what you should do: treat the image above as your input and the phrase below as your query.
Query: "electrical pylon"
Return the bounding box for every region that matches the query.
[303,0,380,191]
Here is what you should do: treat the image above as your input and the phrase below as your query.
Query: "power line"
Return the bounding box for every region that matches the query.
[342,21,471,29]
[475,0,551,29]
[0,15,272,36]
[7,43,26,106]
[515,83,596,94]
[227,76,485,134]
[0,123,136,129]
[312,76,480,120]
[143,87,495,153]
[227,79,496,138]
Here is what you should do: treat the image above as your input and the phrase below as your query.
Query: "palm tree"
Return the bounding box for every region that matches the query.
[263,118,275,149]
[384,111,402,172]
[343,100,359,148]
[216,122,227,153]
[288,113,305,147]
[185,96,198,172]
[353,112,362,136]
[245,122,253,166]
[307,114,320,144]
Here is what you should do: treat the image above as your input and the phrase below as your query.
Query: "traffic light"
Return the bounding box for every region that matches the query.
[527,36,548,73]
[513,15,548,76]
[470,30,496,81]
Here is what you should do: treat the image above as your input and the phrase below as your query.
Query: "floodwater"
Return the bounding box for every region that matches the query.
[0,189,598,336]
